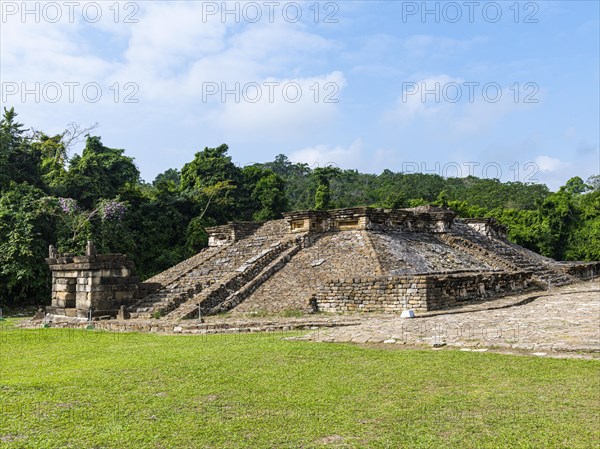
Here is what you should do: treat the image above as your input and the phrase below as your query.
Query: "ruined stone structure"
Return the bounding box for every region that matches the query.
[45,242,158,319]
[45,207,599,321]
[313,271,535,313]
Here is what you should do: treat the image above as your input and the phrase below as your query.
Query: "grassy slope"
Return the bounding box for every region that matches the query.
[0,320,598,449]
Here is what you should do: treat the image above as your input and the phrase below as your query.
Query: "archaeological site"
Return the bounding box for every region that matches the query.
[43,206,599,329]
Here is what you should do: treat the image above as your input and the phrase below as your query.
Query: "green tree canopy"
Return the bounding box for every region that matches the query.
[65,136,140,208]
[0,107,42,189]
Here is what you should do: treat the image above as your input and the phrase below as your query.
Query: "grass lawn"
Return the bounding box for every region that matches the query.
[0,318,598,449]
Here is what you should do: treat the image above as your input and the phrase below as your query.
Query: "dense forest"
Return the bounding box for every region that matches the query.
[1,107,599,306]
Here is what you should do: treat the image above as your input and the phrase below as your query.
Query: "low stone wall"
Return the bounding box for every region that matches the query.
[283,206,457,234]
[25,316,361,335]
[556,262,600,280]
[314,271,535,313]
[462,218,508,239]
[206,222,263,246]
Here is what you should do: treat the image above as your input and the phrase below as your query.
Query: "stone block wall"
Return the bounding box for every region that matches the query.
[283,207,457,235]
[46,245,143,319]
[206,222,263,247]
[556,262,600,280]
[462,218,508,239]
[284,210,329,233]
[314,271,535,313]
[425,271,534,309]
[329,208,372,230]
[400,206,457,233]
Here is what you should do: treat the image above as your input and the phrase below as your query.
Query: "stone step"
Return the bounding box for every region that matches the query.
[440,229,577,288]
[127,246,232,315]
[129,225,295,319]
[205,240,304,315]
[145,246,224,285]
[166,237,303,320]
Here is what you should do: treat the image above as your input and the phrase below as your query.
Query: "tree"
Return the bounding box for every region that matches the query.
[153,168,181,188]
[266,154,293,177]
[0,183,53,305]
[564,185,600,260]
[375,192,406,209]
[563,176,590,195]
[251,172,287,220]
[185,215,217,254]
[537,189,575,259]
[65,136,140,208]
[434,190,449,207]
[180,144,243,222]
[31,133,68,189]
[313,166,341,210]
[0,107,42,189]
[53,197,127,254]
[180,144,240,191]
[587,175,600,192]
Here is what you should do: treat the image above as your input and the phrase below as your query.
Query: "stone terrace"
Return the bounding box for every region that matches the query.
[44,207,600,321]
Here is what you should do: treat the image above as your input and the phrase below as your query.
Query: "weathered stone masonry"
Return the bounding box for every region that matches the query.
[283,206,457,233]
[44,207,599,321]
[45,243,153,319]
[313,271,535,313]
[557,261,600,280]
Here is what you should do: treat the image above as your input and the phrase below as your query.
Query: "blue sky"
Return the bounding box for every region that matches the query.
[1,1,598,189]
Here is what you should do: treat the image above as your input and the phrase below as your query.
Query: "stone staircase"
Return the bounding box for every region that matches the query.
[128,246,227,319]
[167,235,307,319]
[442,223,576,287]
[436,234,519,272]
[144,246,224,286]
[128,220,293,319]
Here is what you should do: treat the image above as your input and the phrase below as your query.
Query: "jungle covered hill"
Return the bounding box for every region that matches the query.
[1,107,599,306]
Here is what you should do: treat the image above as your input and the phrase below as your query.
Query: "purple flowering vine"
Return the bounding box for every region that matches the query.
[57,197,79,214]
[99,200,127,222]
[55,197,128,249]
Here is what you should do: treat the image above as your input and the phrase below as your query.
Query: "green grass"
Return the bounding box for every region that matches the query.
[0,321,598,448]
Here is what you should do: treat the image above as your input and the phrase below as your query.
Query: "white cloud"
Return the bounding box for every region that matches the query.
[383,74,462,123]
[1,18,113,84]
[123,2,227,71]
[206,71,346,137]
[534,155,570,173]
[1,1,343,135]
[289,138,363,168]
[529,155,599,191]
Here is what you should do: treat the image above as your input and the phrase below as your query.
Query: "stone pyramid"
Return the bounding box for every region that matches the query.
[121,207,595,319]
